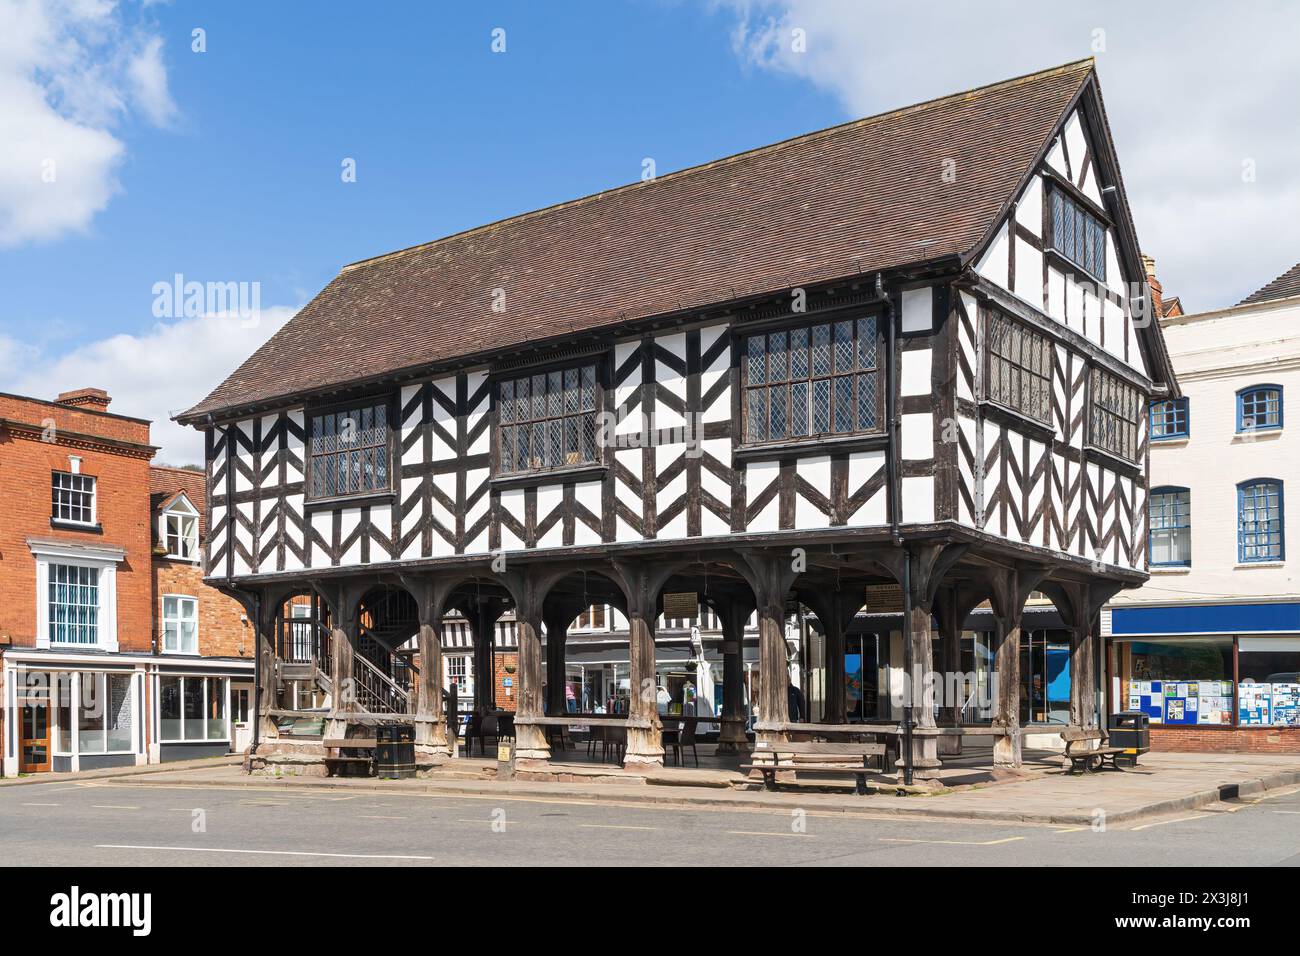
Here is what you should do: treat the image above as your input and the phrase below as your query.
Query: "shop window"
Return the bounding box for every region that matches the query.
[1122,638,1234,726]
[76,673,134,754]
[1237,638,1300,727]
[160,675,228,742]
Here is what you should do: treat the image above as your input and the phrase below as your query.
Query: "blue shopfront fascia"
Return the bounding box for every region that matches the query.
[1111,602,1300,637]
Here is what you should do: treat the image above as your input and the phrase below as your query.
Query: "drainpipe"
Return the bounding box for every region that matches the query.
[879,272,914,785]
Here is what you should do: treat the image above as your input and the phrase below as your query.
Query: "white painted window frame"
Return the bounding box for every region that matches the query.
[161,594,200,655]
[161,495,201,562]
[30,541,124,652]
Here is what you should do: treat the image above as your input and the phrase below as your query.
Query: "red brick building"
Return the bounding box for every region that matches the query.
[0,389,252,775]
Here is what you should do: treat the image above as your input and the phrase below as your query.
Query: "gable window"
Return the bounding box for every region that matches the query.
[1149,487,1191,567]
[162,498,200,560]
[1048,185,1107,281]
[162,595,199,654]
[1149,397,1189,440]
[742,315,881,444]
[49,564,99,645]
[1088,367,1141,461]
[307,401,391,499]
[984,307,1052,424]
[1237,385,1282,432]
[1237,480,1284,563]
[497,364,598,474]
[52,471,96,525]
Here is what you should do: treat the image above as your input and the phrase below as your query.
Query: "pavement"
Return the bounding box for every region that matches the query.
[7,747,1291,827]
[4,765,1300,866]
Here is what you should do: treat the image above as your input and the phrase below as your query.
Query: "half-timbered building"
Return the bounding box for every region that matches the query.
[177,60,1177,779]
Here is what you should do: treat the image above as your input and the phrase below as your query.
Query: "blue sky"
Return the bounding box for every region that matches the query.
[2,1,1298,463]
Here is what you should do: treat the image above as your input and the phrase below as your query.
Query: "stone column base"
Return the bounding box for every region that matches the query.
[624,727,663,769]
[513,723,552,762]
[716,716,748,755]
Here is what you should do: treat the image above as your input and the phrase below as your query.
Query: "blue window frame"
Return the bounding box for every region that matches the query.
[1237,479,1284,563]
[1149,397,1189,440]
[1236,385,1282,432]
[1149,487,1191,566]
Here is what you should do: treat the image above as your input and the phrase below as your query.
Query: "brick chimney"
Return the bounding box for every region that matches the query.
[55,387,112,411]
[1141,254,1164,320]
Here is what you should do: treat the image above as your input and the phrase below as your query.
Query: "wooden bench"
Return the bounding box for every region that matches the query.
[1062,727,1133,773]
[740,741,887,795]
[323,736,377,777]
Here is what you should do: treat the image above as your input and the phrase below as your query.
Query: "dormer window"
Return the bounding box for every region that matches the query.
[162,496,200,561]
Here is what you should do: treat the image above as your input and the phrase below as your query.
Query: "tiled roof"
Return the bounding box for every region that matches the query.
[1239,262,1300,306]
[181,60,1096,422]
[150,465,207,527]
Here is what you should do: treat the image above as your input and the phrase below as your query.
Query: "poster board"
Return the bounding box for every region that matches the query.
[1126,680,1165,723]
[1271,683,1300,727]
[1238,683,1272,726]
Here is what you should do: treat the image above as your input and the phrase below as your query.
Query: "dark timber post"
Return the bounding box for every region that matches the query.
[610,559,683,770]
[500,567,568,764]
[542,595,585,719]
[462,596,507,715]
[738,551,799,748]
[399,574,460,759]
[987,565,1050,769]
[1041,579,1124,747]
[709,590,756,754]
[797,585,860,726]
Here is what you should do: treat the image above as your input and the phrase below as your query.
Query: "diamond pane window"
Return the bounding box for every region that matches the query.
[308,402,390,499]
[1048,185,1107,281]
[497,364,599,473]
[743,317,882,444]
[1088,367,1141,461]
[984,307,1052,424]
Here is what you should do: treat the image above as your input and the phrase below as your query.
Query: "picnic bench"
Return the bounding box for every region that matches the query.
[740,740,887,795]
[1062,726,1134,773]
[323,736,377,777]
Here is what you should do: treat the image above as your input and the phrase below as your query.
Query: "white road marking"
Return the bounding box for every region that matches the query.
[1271,810,1300,814]
[22,802,60,807]
[91,804,139,810]
[880,836,1024,846]
[579,824,656,831]
[96,844,434,861]
[359,814,407,820]
[726,830,812,838]
[1127,814,1209,831]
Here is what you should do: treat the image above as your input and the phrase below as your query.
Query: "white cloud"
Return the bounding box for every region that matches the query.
[0,306,298,465]
[0,0,176,247]
[717,0,1300,310]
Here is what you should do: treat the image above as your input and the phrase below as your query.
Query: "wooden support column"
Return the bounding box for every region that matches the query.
[904,603,942,776]
[987,565,1049,769]
[542,596,585,718]
[460,596,507,715]
[1041,579,1124,748]
[610,559,684,770]
[499,567,569,765]
[737,552,799,748]
[255,600,279,739]
[399,574,464,759]
[708,591,755,755]
[797,586,861,726]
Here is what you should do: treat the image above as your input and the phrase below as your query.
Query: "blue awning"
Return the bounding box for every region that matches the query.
[1111,603,1300,637]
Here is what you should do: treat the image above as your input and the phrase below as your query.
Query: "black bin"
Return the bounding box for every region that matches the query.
[1109,711,1150,766]
[375,722,416,779]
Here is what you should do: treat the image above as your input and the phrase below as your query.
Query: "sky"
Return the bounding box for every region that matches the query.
[1,0,1297,465]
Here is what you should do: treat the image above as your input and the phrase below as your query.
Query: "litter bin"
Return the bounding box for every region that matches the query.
[375,722,416,779]
[1109,711,1150,767]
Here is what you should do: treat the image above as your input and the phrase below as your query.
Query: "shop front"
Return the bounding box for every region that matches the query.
[1108,603,1300,752]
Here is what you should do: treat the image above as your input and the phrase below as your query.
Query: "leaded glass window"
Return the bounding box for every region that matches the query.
[497,364,597,473]
[743,316,881,443]
[308,401,390,499]
[984,308,1052,423]
[1089,368,1141,461]
[1049,185,1107,281]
